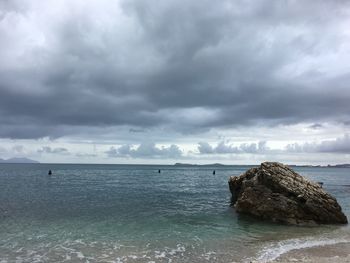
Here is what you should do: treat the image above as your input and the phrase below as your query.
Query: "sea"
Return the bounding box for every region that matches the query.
[0,164,349,262]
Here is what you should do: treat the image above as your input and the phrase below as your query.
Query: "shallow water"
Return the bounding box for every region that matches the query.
[0,164,349,262]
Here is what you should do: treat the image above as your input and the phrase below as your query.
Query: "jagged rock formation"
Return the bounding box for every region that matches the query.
[229,162,348,225]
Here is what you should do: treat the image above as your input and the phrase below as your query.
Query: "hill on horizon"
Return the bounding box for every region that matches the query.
[0,157,39,164]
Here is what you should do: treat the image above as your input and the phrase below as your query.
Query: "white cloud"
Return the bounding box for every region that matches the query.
[198,141,270,154]
[286,134,350,153]
[37,146,69,155]
[106,142,183,158]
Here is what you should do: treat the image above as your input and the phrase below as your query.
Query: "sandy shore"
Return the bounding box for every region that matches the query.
[271,242,350,262]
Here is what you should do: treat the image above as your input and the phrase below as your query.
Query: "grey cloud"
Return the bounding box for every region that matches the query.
[309,123,323,129]
[0,146,7,153]
[129,128,146,133]
[198,141,269,154]
[106,143,183,158]
[38,146,69,155]
[12,145,24,153]
[0,1,350,139]
[215,141,240,154]
[197,142,215,154]
[198,135,350,155]
[0,0,27,14]
[240,141,269,154]
[286,134,350,153]
[76,153,97,158]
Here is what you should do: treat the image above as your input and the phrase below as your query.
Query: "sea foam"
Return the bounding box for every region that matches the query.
[250,236,350,262]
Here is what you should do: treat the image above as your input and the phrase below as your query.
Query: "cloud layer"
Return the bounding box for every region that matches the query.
[37,146,69,155]
[0,0,350,140]
[198,141,269,154]
[106,143,183,158]
[286,134,350,154]
[198,134,350,155]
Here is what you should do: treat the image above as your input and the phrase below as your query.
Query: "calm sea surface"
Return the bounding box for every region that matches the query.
[0,164,349,262]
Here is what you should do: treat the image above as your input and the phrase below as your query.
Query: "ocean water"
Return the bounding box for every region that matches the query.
[0,164,349,262]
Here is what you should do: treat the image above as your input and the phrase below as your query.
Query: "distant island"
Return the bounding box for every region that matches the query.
[290,164,350,168]
[174,163,350,168]
[175,163,238,167]
[325,164,350,168]
[0,157,39,164]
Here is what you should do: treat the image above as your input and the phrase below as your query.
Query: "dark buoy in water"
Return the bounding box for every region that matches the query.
[158,169,161,173]
[48,170,52,175]
[213,170,215,175]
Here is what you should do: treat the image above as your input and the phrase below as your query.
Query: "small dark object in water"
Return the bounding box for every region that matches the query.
[48,170,52,175]
[213,170,215,175]
[158,169,161,173]
[318,181,324,188]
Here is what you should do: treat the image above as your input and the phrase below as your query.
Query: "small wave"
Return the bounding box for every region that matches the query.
[250,236,350,262]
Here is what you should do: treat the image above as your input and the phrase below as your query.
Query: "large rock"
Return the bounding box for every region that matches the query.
[229,162,348,225]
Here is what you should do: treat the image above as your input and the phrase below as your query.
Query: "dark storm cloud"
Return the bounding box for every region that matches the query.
[106,142,183,158]
[0,0,350,139]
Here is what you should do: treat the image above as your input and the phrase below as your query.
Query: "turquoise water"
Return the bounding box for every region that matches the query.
[0,164,349,262]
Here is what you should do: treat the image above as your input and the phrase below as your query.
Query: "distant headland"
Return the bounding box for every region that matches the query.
[174,163,350,168]
[174,163,227,167]
[289,164,350,168]
[0,157,39,164]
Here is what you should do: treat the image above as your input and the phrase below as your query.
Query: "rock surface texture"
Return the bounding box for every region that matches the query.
[229,162,348,225]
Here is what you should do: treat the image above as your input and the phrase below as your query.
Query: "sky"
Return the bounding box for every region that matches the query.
[0,0,350,164]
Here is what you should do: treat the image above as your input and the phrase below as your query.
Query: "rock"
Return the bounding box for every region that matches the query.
[228,162,348,225]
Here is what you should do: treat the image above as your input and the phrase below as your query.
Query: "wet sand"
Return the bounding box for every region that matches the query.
[272,242,350,262]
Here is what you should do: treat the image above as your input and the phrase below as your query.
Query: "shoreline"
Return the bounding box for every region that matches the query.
[271,242,350,263]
